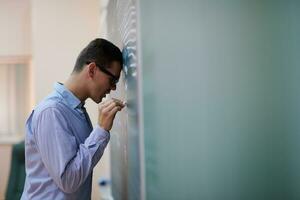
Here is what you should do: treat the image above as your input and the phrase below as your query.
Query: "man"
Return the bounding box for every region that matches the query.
[21,38,125,199]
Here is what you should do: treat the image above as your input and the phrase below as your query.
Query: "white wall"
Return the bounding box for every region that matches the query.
[0,0,110,199]
[0,0,31,56]
[0,0,31,198]
[30,0,99,102]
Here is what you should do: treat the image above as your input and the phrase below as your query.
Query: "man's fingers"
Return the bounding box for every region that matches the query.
[103,101,124,113]
[98,98,125,131]
[110,98,125,107]
[102,98,124,107]
[112,98,124,105]
[99,99,114,110]
[103,99,114,107]
[102,101,117,113]
[109,106,122,117]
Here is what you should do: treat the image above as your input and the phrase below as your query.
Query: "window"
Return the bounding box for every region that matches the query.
[0,56,31,143]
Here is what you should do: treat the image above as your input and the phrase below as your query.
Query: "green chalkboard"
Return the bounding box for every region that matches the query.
[139,1,300,200]
[107,1,300,200]
[106,0,142,200]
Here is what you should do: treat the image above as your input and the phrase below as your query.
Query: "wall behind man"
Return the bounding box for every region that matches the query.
[0,0,110,199]
[0,0,31,56]
[0,0,31,198]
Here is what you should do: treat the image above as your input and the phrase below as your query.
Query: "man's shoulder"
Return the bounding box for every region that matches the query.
[26,93,73,134]
[34,95,66,117]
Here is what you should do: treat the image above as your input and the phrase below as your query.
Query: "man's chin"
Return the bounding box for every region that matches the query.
[95,93,110,104]
[96,98,103,104]
[92,96,103,104]
[98,95,106,103]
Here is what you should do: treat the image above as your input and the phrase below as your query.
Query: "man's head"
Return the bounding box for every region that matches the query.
[73,38,123,103]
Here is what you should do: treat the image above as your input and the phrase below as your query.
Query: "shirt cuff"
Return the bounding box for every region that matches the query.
[85,125,110,148]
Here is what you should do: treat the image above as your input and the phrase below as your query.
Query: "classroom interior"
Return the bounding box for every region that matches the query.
[1,0,300,200]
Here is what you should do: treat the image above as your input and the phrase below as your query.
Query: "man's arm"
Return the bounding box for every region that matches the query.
[34,107,110,193]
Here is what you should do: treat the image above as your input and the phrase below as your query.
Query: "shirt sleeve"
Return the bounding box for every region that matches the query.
[33,107,110,193]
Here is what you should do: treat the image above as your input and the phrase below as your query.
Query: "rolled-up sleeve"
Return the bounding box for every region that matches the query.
[33,107,110,193]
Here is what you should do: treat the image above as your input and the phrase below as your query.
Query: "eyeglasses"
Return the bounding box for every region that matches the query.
[86,61,119,85]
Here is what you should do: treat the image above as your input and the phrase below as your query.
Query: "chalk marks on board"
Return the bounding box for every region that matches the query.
[117,1,142,200]
[123,45,137,77]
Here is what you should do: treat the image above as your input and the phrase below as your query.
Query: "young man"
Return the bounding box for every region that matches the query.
[21,38,125,200]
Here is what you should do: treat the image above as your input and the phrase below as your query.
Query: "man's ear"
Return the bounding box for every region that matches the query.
[87,62,97,78]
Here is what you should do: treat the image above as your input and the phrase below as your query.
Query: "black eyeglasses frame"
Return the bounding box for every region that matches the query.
[86,61,119,85]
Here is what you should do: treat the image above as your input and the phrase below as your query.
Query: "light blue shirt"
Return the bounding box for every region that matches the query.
[21,82,110,200]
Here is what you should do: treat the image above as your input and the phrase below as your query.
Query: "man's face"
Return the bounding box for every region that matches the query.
[89,61,122,103]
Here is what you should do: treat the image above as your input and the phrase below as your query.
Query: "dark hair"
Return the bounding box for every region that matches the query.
[73,38,123,72]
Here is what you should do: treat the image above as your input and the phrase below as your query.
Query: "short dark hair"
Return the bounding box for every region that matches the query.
[73,38,123,72]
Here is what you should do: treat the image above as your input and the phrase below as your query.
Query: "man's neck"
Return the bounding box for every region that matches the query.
[64,74,88,102]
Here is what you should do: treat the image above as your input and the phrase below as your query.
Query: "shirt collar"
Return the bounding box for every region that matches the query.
[54,82,83,109]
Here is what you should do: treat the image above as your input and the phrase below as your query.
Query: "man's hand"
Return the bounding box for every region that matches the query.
[98,98,125,131]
